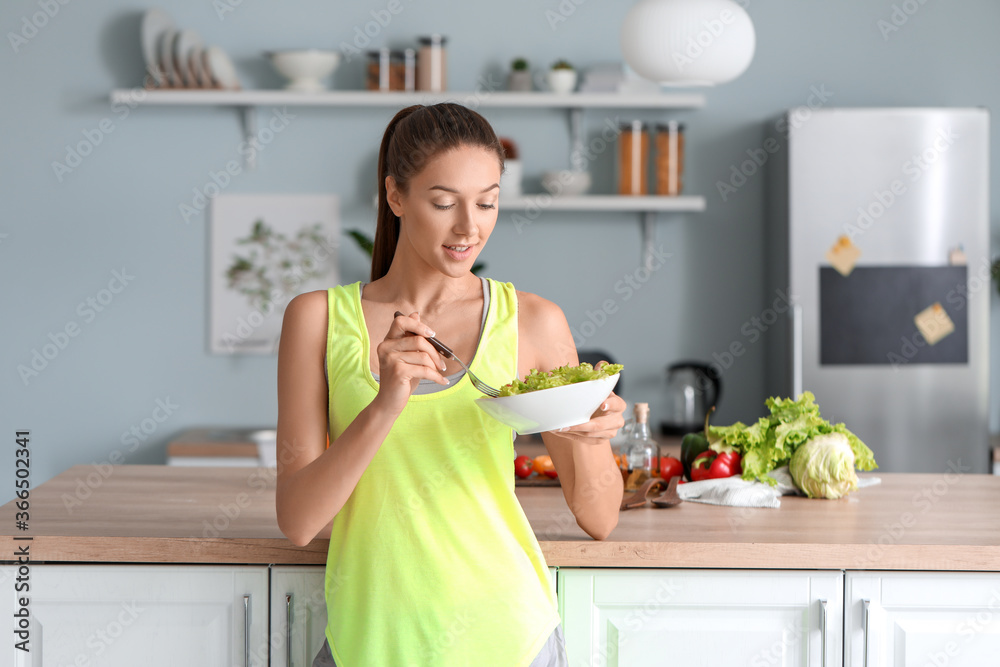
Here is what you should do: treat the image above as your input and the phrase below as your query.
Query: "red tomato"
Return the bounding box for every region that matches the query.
[659,456,683,481]
[514,455,534,479]
[690,451,716,481]
[708,451,742,479]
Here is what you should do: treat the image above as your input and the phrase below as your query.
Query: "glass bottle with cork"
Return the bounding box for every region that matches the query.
[622,402,661,491]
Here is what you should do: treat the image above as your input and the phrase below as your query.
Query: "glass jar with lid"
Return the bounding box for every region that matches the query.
[366,48,412,91]
[655,121,685,195]
[417,34,447,92]
[618,120,649,196]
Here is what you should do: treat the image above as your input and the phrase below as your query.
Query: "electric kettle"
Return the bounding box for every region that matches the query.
[660,361,722,436]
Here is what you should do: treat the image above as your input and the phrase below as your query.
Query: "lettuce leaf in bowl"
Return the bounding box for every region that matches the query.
[498,362,623,396]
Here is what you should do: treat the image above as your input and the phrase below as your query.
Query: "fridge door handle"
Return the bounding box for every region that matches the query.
[792,303,803,397]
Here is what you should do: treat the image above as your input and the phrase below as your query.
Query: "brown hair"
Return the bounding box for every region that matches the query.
[371,103,505,282]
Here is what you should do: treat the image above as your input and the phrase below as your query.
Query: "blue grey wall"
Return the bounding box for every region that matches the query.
[2,0,999,498]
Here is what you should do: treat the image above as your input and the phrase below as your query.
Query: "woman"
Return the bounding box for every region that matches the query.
[275,102,625,667]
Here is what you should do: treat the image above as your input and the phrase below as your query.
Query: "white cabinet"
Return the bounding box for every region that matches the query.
[559,568,843,667]
[0,564,269,667]
[846,571,1000,666]
[270,566,328,667]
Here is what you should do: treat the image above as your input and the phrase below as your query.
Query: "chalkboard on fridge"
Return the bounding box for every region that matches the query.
[819,266,968,365]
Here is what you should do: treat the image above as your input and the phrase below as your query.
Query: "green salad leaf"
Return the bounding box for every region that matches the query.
[498,362,623,396]
[708,391,878,486]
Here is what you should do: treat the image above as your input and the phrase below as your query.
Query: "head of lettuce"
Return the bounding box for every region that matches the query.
[789,433,861,499]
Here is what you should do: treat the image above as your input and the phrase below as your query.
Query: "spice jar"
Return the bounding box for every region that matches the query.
[655,121,685,195]
[403,47,416,92]
[417,34,447,92]
[618,120,649,195]
[366,48,408,91]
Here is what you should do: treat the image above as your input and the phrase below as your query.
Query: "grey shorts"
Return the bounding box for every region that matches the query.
[312,624,569,667]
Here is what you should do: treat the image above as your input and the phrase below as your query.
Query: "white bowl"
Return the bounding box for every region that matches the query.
[541,170,592,196]
[475,374,619,435]
[267,49,340,92]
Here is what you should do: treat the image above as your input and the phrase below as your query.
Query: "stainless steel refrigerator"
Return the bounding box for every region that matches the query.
[766,108,991,474]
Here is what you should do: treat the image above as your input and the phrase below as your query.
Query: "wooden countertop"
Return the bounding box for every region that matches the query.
[2,465,998,571]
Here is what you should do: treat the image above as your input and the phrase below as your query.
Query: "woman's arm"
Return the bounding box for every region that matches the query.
[275,294,446,546]
[518,293,625,541]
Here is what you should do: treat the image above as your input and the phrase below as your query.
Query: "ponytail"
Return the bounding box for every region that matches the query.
[372,105,419,283]
[370,103,505,282]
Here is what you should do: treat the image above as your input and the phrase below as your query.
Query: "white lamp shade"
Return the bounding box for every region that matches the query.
[620,0,756,86]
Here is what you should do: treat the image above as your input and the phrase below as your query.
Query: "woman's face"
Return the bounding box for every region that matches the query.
[387,144,501,278]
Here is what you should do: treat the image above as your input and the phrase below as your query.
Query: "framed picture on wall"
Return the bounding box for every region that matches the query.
[210,193,339,355]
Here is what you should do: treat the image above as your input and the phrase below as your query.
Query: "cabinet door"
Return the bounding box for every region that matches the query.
[559,568,843,667]
[0,564,268,667]
[846,571,1000,666]
[270,566,327,667]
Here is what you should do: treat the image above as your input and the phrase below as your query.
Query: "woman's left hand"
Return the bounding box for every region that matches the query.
[551,391,626,441]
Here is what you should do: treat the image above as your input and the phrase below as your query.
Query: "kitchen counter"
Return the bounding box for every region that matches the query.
[2,465,998,571]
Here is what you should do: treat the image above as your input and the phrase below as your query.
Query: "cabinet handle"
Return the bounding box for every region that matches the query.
[818,598,827,667]
[244,594,252,667]
[862,598,871,667]
[286,594,293,667]
[792,303,803,397]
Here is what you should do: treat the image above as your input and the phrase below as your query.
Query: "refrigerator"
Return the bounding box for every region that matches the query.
[767,108,991,474]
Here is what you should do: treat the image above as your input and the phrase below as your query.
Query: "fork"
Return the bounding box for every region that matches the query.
[393,311,500,397]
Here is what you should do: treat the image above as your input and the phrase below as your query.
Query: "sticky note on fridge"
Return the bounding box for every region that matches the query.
[825,235,861,276]
[914,302,955,345]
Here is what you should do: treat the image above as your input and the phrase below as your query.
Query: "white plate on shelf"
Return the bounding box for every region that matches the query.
[189,46,211,88]
[140,8,174,86]
[204,45,241,90]
[158,27,180,87]
[173,29,204,88]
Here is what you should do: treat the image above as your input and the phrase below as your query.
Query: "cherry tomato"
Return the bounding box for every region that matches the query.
[514,455,534,479]
[659,456,683,481]
[690,451,716,482]
[533,455,555,476]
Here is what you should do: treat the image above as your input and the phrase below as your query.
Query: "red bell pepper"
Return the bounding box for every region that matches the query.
[690,451,716,481]
[708,451,742,479]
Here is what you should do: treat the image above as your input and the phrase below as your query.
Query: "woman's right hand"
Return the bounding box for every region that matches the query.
[371,311,449,415]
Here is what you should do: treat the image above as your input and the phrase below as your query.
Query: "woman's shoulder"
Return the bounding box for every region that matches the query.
[514,288,564,322]
[285,283,358,314]
[512,288,576,370]
[282,289,330,330]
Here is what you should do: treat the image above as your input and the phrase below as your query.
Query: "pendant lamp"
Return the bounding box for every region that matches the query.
[620,0,756,86]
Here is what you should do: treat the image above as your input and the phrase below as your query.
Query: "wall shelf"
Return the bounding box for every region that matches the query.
[500,194,705,212]
[109,89,706,109]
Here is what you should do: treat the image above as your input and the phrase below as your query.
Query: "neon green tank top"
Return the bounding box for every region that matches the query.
[323,279,560,667]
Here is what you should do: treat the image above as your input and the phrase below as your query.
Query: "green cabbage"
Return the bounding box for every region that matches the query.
[789,433,859,499]
[498,362,623,396]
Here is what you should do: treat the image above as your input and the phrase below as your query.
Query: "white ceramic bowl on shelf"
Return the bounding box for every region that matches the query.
[541,170,592,196]
[475,374,619,435]
[266,49,340,92]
